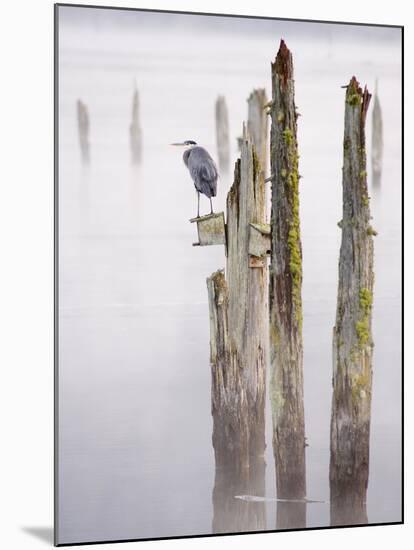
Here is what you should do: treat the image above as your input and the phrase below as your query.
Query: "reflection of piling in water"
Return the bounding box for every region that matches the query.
[330,77,374,527]
[276,501,306,530]
[77,99,90,164]
[330,488,368,526]
[247,89,268,176]
[269,40,306,501]
[371,79,383,188]
[130,84,142,164]
[215,96,230,173]
[207,124,267,473]
[212,462,266,534]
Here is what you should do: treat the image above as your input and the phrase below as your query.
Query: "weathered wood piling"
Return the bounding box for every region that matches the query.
[129,84,142,164]
[76,99,90,164]
[371,79,383,188]
[330,77,374,526]
[207,124,267,472]
[247,89,268,176]
[215,95,230,173]
[268,40,306,502]
[236,90,268,160]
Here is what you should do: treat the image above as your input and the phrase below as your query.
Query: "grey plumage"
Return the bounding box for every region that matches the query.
[183,146,218,199]
[171,140,219,217]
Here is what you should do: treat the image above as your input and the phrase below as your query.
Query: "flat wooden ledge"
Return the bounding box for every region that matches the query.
[190,212,226,247]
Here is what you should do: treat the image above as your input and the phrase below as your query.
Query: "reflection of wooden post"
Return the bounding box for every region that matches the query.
[207,125,267,473]
[77,99,90,164]
[371,79,383,188]
[215,96,230,173]
[276,501,306,530]
[330,77,374,526]
[130,84,142,164]
[247,89,268,175]
[269,40,306,502]
[212,464,265,534]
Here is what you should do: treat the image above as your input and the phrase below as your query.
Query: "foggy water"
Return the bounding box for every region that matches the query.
[57,7,402,544]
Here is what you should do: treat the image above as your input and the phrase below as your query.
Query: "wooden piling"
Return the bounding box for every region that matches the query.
[247,89,268,175]
[269,40,306,500]
[76,99,90,164]
[330,76,373,526]
[207,125,267,472]
[130,84,142,164]
[371,79,383,188]
[215,96,230,173]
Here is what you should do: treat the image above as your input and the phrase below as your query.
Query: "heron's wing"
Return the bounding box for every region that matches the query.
[187,148,218,198]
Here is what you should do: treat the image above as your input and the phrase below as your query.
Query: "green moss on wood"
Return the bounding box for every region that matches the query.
[359,288,373,310]
[355,288,373,349]
[283,127,294,146]
[347,93,361,106]
[356,319,369,347]
[288,227,301,276]
[283,126,302,331]
[346,77,363,107]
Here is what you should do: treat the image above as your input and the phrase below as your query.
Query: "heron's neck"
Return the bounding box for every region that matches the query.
[183,147,193,166]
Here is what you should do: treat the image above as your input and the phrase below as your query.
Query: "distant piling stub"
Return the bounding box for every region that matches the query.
[330,77,374,526]
[130,84,142,164]
[269,39,307,504]
[77,99,90,164]
[371,79,383,188]
[207,125,267,474]
[215,95,230,173]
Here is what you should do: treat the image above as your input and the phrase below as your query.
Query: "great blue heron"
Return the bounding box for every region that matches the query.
[171,140,218,218]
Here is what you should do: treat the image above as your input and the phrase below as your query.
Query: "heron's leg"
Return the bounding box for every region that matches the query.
[197,192,200,218]
[210,197,214,214]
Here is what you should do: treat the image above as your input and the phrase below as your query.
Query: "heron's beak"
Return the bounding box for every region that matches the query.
[170,142,185,146]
